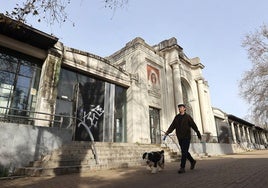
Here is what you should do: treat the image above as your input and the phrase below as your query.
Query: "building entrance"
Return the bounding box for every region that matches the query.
[149,107,161,144]
[55,68,127,143]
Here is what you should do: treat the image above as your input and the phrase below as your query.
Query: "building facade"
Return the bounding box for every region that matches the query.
[0,15,218,145]
[107,37,217,143]
[0,14,267,159]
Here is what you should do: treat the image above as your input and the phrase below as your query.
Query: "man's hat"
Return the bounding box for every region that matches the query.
[177,104,186,108]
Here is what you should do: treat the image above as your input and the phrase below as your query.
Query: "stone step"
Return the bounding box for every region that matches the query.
[48,152,176,162]
[31,154,177,169]
[52,146,162,155]
[14,142,180,177]
[15,161,145,177]
[48,150,166,160]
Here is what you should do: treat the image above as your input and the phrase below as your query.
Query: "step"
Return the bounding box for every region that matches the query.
[14,142,180,177]
[14,161,144,177]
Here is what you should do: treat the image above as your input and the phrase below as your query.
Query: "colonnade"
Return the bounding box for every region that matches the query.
[230,121,268,149]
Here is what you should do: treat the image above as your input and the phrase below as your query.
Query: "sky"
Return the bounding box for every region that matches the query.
[1,0,268,120]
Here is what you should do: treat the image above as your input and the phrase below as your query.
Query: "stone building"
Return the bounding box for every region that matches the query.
[107,37,217,143]
[0,15,267,169]
[0,14,217,144]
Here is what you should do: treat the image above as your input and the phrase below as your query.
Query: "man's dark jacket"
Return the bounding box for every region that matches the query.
[166,113,201,140]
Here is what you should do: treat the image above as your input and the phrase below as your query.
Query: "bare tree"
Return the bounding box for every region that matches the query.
[5,0,70,25]
[240,24,268,128]
[5,0,128,25]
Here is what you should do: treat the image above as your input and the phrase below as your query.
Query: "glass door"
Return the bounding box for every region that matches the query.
[149,107,161,144]
[56,68,127,142]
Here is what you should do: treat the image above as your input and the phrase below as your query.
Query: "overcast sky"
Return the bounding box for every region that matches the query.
[1,0,268,120]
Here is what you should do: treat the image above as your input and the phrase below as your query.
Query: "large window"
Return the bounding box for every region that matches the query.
[0,48,41,121]
[114,85,127,142]
[56,68,127,142]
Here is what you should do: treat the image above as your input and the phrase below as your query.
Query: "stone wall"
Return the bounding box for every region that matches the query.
[0,122,72,170]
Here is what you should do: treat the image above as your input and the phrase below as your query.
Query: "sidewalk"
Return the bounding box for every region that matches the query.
[1,150,268,188]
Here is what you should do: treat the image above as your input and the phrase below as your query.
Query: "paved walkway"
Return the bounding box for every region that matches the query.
[1,150,268,188]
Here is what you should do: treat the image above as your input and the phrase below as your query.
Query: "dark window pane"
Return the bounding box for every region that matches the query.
[114,85,127,142]
[19,62,33,77]
[56,68,106,141]
[0,71,15,85]
[16,85,29,97]
[55,99,73,128]
[0,53,18,72]
[12,88,28,110]
[17,76,31,89]
[57,69,77,100]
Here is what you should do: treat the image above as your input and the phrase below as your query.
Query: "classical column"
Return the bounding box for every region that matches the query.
[246,127,251,143]
[256,131,261,145]
[253,130,258,145]
[170,62,183,110]
[251,128,256,144]
[237,124,242,143]
[242,126,246,142]
[260,132,264,144]
[263,132,266,144]
[230,121,237,143]
[196,78,209,133]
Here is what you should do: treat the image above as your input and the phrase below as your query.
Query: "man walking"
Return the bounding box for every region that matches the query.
[164,104,202,173]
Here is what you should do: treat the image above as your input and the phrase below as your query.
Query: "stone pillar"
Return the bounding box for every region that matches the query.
[258,131,262,145]
[196,78,209,133]
[170,62,183,111]
[251,128,256,144]
[237,124,242,143]
[254,131,259,145]
[35,43,64,126]
[230,121,237,143]
[242,126,246,142]
[263,132,266,144]
[259,132,263,145]
[246,127,251,143]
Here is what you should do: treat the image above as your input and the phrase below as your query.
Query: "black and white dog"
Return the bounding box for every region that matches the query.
[142,150,165,173]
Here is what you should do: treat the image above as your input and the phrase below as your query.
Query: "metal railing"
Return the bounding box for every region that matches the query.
[0,106,65,127]
[0,106,99,164]
[159,130,180,152]
[76,119,99,164]
[159,129,223,154]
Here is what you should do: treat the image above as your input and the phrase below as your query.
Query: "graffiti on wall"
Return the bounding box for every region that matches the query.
[81,105,104,128]
[77,105,104,141]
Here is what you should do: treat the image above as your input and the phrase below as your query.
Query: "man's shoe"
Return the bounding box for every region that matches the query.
[178,168,185,174]
[190,160,196,170]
